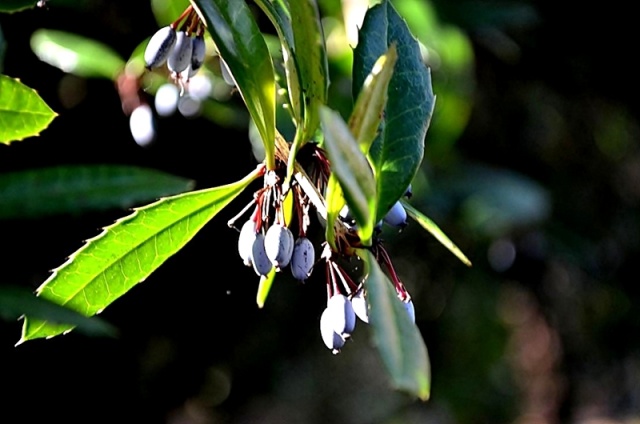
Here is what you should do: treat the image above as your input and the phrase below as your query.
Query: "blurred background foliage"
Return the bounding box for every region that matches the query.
[1,0,639,423]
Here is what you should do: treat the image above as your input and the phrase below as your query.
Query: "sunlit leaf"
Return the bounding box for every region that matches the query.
[349,44,397,153]
[256,268,276,309]
[360,249,430,401]
[320,106,376,246]
[30,29,125,80]
[323,173,345,250]
[192,0,276,170]
[0,286,117,339]
[18,166,263,343]
[0,74,57,144]
[0,165,195,219]
[402,200,472,266]
[353,0,435,222]
[285,0,328,140]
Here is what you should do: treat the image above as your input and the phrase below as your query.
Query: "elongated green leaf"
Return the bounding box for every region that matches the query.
[285,0,328,140]
[0,75,57,144]
[353,0,435,222]
[0,165,195,219]
[0,286,117,339]
[402,200,472,266]
[18,166,263,343]
[360,249,430,401]
[323,173,344,250]
[252,0,300,122]
[349,44,397,153]
[0,0,37,13]
[30,29,125,80]
[256,268,276,309]
[320,106,376,246]
[192,0,276,170]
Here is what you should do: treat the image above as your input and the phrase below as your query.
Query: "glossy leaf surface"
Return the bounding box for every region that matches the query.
[192,0,276,169]
[353,0,435,222]
[19,167,262,342]
[0,74,57,144]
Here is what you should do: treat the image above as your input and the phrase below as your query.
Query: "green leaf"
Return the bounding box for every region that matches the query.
[192,0,276,170]
[0,165,196,219]
[402,200,472,266]
[151,0,191,26]
[323,173,345,250]
[0,286,117,340]
[256,268,276,309]
[361,248,430,401]
[0,74,57,144]
[353,0,436,222]
[349,44,397,153]
[285,0,329,140]
[18,166,263,343]
[0,0,37,13]
[252,0,300,123]
[320,106,376,246]
[30,29,125,80]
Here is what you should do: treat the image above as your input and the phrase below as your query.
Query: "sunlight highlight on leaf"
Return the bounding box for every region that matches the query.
[18,166,263,343]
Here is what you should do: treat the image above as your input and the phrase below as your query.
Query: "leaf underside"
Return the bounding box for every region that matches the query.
[361,249,431,401]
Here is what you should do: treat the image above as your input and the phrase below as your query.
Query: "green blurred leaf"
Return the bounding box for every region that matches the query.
[0,286,117,339]
[193,0,276,170]
[0,74,57,144]
[353,0,436,222]
[428,163,551,237]
[30,29,125,80]
[320,106,376,246]
[402,200,472,266]
[0,165,196,219]
[0,0,37,13]
[151,0,190,26]
[18,166,263,343]
[361,249,431,400]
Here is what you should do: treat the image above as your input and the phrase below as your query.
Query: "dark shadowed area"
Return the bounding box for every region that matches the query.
[1,0,639,423]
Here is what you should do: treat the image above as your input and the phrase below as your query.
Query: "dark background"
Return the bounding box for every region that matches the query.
[1,1,639,423]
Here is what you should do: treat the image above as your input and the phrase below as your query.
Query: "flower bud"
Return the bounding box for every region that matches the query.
[251,233,273,276]
[237,219,257,267]
[383,200,408,229]
[168,31,193,74]
[264,224,294,269]
[320,307,345,354]
[327,294,356,338]
[190,35,206,74]
[144,26,177,69]
[351,290,369,323]
[290,237,315,281]
[402,299,416,323]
